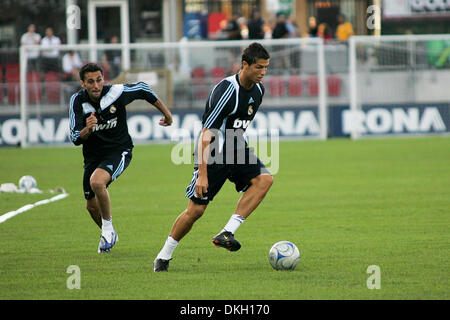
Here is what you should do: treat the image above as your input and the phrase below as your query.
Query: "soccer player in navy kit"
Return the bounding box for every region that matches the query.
[70,63,172,253]
[154,43,273,271]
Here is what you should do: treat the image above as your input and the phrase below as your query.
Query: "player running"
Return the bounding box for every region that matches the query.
[69,63,172,253]
[153,42,273,271]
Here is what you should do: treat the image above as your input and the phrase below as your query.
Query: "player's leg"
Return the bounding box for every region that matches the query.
[89,168,112,220]
[92,149,132,216]
[154,165,226,271]
[89,168,111,219]
[153,200,207,272]
[86,196,102,228]
[213,153,273,251]
[212,174,273,251]
[83,164,102,228]
[93,149,132,253]
[234,173,273,219]
[90,168,118,253]
[171,200,208,242]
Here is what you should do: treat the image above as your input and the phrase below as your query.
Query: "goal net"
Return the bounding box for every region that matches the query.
[347,34,450,138]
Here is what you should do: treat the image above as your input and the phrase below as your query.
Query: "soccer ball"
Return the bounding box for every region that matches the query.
[19,175,37,191]
[268,241,300,271]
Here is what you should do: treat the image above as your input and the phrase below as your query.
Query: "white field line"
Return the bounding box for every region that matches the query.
[0,193,69,224]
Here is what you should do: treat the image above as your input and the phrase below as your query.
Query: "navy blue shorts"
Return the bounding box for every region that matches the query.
[185,148,270,205]
[83,149,132,200]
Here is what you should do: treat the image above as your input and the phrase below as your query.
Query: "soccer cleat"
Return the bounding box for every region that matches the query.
[212,231,241,252]
[97,231,118,253]
[153,258,170,272]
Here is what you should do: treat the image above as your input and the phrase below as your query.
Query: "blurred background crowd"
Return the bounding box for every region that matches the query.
[0,0,449,109]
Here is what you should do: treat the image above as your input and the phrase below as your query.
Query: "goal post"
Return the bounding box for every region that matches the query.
[348,34,450,139]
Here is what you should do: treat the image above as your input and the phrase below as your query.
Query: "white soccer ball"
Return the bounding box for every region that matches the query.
[268,241,300,271]
[19,175,37,191]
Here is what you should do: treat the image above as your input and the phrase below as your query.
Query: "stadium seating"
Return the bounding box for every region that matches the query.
[210,66,226,84]
[44,72,61,103]
[5,63,19,73]
[307,75,343,97]
[0,65,3,104]
[5,68,20,104]
[191,67,206,78]
[287,75,303,97]
[191,66,208,100]
[27,72,42,104]
[268,76,285,97]
[327,75,342,96]
[307,75,319,96]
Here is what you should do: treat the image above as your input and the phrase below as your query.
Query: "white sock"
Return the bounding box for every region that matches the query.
[222,214,245,234]
[101,217,114,241]
[156,235,179,260]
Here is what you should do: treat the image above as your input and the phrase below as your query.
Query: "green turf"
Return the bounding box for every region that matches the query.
[0,137,449,300]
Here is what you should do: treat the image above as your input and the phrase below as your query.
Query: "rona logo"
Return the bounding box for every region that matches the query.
[343,107,447,135]
[233,119,251,129]
[94,118,118,132]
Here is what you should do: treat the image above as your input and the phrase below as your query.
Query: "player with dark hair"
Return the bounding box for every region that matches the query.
[153,42,273,271]
[70,62,173,253]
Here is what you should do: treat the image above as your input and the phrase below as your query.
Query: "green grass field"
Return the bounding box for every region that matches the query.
[0,137,449,300]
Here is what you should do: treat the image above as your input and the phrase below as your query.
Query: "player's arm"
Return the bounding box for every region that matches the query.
[79,112,97,140]
[202,80,236,130]
[195,81,236,198]
[152,98,173,127]
[69,94,97,145]
[122,82,172,126]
